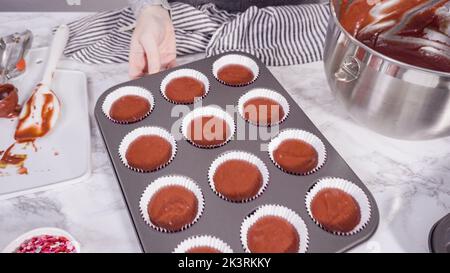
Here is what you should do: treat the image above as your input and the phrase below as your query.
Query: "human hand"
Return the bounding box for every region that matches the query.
[129,5,176,79]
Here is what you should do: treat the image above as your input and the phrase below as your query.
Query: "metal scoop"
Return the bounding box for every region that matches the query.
[14,25,69,143]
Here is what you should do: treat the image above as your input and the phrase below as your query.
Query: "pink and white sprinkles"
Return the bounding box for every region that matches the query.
[15,235,77,253]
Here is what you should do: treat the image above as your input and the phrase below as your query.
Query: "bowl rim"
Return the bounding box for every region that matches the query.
[2,227,81,253]
[329,0,450,78]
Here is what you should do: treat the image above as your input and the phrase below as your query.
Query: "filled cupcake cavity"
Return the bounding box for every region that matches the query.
[268,129,326,175]
[148,185,198,231]
[140,175,204,233]
[305,177,372,236]
[102,86,154,124]
[208,151,269,202]
[212,54,259,86]
[173,235,233,253]
[240,204,309,253]
[118,126,177,172]
[161,69,209,104]
[181,106,235,148]
[238,88,290,126]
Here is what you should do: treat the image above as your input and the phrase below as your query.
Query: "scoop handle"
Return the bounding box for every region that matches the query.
[41,25,69,86]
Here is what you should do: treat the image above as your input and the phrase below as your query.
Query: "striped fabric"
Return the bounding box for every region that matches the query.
[63,2,330,66]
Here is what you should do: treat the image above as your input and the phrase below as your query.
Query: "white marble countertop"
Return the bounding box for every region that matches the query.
[1,13,449,253]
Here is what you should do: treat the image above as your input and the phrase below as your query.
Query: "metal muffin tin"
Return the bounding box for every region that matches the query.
[95,52,379,253]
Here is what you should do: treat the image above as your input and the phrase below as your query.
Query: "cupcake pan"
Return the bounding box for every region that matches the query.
[95,51,379,253]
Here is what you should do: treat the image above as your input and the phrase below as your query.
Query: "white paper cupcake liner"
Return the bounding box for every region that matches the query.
[208,150,269,203]
[268,129,327,175]
[212,54,260,87]
[160,68,210,104]
[118,126,177,173]
[238,88,290,127]
[173,235,233,253]
[139,175,205,233]
[102,86,155,124]
[181,106,236,149]
[2,227,81,253]
[240,204,309,253]
[305,177,372,236]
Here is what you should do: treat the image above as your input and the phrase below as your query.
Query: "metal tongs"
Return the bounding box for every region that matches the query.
[0,30,33,83]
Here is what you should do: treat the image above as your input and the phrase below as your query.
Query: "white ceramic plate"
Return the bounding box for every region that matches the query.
[2,227,81,253]
[0,47,91,199]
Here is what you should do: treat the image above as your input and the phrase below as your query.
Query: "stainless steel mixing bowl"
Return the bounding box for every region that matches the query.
[323,0,450,140]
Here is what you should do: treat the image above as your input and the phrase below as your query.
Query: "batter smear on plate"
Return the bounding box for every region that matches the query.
[0,144,28,175]
[0,84,21,118]
[14,86,59,143]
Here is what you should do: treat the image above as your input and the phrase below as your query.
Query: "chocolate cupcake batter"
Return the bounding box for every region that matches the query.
[339,0,450,73]
[165,76,206,104]
[147,185,198,231]
[109,95,150,123]
[186,247,221,253]
[243,97,285,125]
[187,116,230,147]
[217,64,255,86]
[273,139,318,174]
[247,215,299,253]
[125,135,172,171]
[213,159,263,201]
[0,84,20,118]
[311,188,361,233]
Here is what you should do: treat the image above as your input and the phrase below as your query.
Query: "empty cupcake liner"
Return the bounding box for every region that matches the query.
[118,126,177,173]
[305,177,372,236]
[212,54,260,87]
[2,227,81,253]
[102,85,155,124]
[181,106,236,149]
[240,204,309,253]
[173,235,233,253]
[160,68,210,104]
[238,88,290,127]
[139,175,205,233]
[208,150,269,203]
[268,129,327,175]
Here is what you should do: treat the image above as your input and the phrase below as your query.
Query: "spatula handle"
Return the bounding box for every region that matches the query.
[42,25,69,86]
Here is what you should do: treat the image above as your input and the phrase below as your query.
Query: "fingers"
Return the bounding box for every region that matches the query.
[129,52,146,79]
[129,35,146,79]
[129,32,176,79]
[165,58,177,69]
[129,32,162,78]
[140,35,161,75]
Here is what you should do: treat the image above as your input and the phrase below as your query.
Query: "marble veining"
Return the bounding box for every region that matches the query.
[0,13,449,253]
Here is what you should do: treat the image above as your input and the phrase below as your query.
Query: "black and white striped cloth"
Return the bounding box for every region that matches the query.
[63,2,330,66]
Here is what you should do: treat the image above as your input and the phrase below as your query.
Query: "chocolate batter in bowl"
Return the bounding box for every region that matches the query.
[324,0,450,140]
[340,0,450,73]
